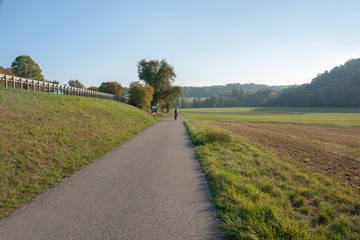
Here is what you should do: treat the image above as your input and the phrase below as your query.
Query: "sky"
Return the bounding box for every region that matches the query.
[1,0,360,88]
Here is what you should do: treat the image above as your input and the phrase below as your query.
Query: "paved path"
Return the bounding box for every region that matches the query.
[0,115,221,240]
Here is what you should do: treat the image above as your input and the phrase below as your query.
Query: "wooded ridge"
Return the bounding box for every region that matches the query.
[178,58,360,108]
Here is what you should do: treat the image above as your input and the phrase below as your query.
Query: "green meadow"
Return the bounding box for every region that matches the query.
[180,107,360,126]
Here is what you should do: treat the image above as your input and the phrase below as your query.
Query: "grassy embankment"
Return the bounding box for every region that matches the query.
[184,108,360,239]
[0,88,159,218]
[181,107,360,126]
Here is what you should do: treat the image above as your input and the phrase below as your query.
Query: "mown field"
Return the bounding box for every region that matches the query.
[180,107,360,126]
[0,88,158,219]
[184,107,360,239]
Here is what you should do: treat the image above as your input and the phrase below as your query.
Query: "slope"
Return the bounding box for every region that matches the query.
[0,88,158,218]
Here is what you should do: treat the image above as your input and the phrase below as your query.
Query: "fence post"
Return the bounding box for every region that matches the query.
[12,76,15,89]
[26,79,29,90]
[20,78,23,90]
[4,75,7,88]
[43,82,46,92]
[33,80,35,91]
[38,81,40,91]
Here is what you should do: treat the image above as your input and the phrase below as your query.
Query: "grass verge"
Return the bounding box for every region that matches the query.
[185,120,360,239]
[0,88,159,218]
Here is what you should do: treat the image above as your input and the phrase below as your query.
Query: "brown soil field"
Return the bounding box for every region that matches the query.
[213,122,360,190]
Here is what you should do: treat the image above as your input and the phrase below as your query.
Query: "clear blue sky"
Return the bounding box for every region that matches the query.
[1,0,360,88]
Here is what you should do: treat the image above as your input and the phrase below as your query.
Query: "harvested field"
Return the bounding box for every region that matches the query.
[213,122,360,189]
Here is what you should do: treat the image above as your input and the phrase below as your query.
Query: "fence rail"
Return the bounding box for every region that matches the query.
[0,74,121,101]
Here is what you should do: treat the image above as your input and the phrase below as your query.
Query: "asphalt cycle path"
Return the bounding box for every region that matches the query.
[0,114,222,240]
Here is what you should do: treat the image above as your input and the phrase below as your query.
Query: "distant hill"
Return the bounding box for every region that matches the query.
[181,83,290,98]
[177,58,360,108]
[268,58,360,107]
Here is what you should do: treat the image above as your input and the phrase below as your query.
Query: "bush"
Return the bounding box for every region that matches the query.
[187,122,231,145]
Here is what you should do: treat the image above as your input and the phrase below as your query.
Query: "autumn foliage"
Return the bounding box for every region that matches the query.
[99,81,123,96]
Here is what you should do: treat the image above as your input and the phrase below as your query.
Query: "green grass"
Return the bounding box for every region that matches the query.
[185,120,360,239]
[159,112,173,118]
[180,107,360,126]
[0,88,159,218]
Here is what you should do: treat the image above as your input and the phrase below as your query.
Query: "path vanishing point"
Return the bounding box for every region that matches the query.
[0,114,222,240]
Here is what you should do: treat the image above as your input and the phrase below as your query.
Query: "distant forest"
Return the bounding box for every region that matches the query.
[176,58,360,108]
[182,83,289,98]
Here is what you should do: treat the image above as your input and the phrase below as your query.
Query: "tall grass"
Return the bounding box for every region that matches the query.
[185,120,360,239]
[0,88,158,218]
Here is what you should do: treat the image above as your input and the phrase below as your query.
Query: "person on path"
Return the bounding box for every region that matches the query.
[174,108,178,120]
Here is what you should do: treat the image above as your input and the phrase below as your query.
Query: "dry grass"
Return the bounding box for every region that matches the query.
[185,120,360,239]
[213,122,360,190]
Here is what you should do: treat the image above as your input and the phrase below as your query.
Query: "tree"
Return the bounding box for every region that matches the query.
[209,94,219,107]
[68,79,84,88]
[128,81,154,109]
[162,86,182,112]
[0,66,14,75]
[11,55,44,80]
[49,80,59,84]
[137,59,181,106]
[87,86,98,91]
[98,81,123,96]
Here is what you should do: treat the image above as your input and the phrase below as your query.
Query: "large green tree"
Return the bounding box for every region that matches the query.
[137,59,181,107]
[11,55,44,80]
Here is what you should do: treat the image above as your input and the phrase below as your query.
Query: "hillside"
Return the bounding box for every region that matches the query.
[268,58,360,107]
[0,88,158,218]
[179,58,360,108]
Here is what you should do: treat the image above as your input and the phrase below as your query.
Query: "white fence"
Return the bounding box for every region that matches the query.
[0,74,122,101]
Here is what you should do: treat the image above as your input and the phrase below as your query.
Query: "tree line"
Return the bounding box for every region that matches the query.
[182,83,289,98]
[174,87,278,108]
[175,58,360,108]
[5,55,358,110]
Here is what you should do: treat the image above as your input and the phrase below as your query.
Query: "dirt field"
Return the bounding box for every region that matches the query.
[213,122,360,189]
